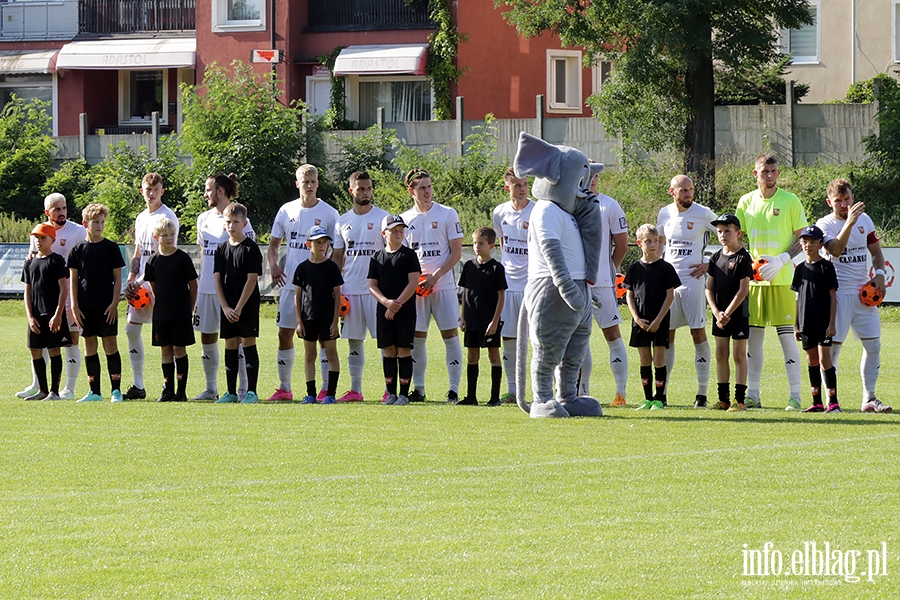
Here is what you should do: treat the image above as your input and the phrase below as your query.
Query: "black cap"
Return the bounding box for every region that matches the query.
[382,214,406,232]
[711,213,741,228]
[799,224,824,240]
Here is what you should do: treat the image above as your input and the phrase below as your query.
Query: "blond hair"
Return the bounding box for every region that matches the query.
[635,223,659,240]
[153,216,176,236]
[81,203,108,222]
[223,203,247,220]
[296,164,318,180]
[44,193,66,210]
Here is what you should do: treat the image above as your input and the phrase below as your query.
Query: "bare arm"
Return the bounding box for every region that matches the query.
[70,268,83,328]
[649,288,675,332]
[266,236,285,287]
[332,248,346,271]
[423,238,463,290]
[107,267,122,324]
[188,279,198,311]
[487,289,505,335]
[50,276,68,333]
[868,240,887,294]
[611,232,628,270]
[827,288,837,338]
[823,203,865,258]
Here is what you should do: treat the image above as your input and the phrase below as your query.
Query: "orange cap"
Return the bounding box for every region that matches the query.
[30,223,56,240]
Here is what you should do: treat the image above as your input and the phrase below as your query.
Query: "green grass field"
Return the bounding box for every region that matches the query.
[1,300,898,599]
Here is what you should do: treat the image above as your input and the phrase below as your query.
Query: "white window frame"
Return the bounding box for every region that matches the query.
[212,0,266,33]
[344,75,434,126]
[546,49,582,114]
[893,0,900,62]
[591,61,612,96]
[782,1,820,65]
[118,70,169,126]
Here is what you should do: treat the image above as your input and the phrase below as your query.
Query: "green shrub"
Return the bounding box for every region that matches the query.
[0,96,54,219]
[41,159,93,223]
[0,212,39,243]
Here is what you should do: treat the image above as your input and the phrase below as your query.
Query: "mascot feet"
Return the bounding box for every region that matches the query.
[529,400,571,418]
[559,396,603,417]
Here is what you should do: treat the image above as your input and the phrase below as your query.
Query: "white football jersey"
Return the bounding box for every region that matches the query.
[492,199,534,292]
[817,212,877,292]
[134,204,179,279]
[30,220,86,260]
[196,208,255,295]
[270,198,339,291]
[400,201,463,293]
[333,206,389,294]
[656,201,718,288]
[527,201,585,281]
[593,193,628,288]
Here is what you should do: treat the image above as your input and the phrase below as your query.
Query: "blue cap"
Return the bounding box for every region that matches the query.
[307,225,331,241]
[799,225,824,240]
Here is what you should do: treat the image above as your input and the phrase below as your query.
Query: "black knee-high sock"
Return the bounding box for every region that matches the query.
[242,344,258,394]
[49,354,63,394]
[654,365,668,402]
[107,351,122,392]
[398,356,413,397]
[823,366,837,404]
[717,382,729,403]
[33,357,48,394]
[327,370,339,397]
[808,365,823,405]
[86,353,102,395]
[175,355,189,395]
[490,365,502,402]
[735,383,747,403]
[640,365,653,400]
[162,362,176,395]
[383,356,398,395]
[466,364,479,399]
[225,348,239,395]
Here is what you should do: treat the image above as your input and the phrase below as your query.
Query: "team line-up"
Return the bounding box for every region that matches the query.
[18,156,894,413]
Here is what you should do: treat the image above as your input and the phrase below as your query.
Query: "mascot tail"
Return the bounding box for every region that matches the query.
[516,297,531,414]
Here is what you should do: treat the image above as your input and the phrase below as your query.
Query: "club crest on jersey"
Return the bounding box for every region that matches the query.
[728,260,736,270]
[687,222,694,230]
[315,219,321,226]
[523,222,529,229]
[773,208,780,216]
[858,226,865,234]
[367,223,374,230]
[59,239,66,246]
[432,221,438,229]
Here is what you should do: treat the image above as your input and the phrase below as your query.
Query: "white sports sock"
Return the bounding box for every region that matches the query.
[777,327,801,398]
[347,339,365,392]
[578,348,592,396]
[502,338,517,396]
[125,322,145,389]
[237,344,248,397]
[861,338,881,401]
[65,345,81,392]
[608,337,628,397]
[201,343,219,393]
[747,327,764,399]
[319,347,329,390]
[276,348,294,391]
[695,340,710,396]
[444,336,463,393]
[411,340,427,392]
[664,342,675,393]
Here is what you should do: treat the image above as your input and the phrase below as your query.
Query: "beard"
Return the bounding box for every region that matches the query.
[355,198,372,206]
[53,214,67,226]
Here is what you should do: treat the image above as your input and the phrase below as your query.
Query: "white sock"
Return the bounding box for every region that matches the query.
[747,327,764,400]
[64,344,81,392]
[412,340,427,392]
[861,338,881,401]
[201,343,219,393]
[237,344,248,397]
[664,342,675,393]
[695,340,710,396]
[319,347,329,390]
[608,337,628,397]
[444,336,463,393]
[347,339,365,392]
[502,338,517,396]
[777,326,801,398]
[276,348,294,391]
[125,322,145,389]
[578,348,592,396]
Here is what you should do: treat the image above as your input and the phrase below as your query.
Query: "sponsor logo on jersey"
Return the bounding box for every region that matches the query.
[348,240,356,249]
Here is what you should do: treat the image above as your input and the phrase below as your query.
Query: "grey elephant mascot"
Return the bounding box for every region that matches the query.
[514,132,604,418]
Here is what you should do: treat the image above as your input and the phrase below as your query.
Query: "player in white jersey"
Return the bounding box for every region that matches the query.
[331,171,389,402]
[657,174,718,407]
[122,173,180,399]
[266,164,339,401]
[492,168,533,404]
[16,193,87,399]
[577,172,630,406]
[400,169,464,403]
[817,179,892,413]
[192,174,256,401]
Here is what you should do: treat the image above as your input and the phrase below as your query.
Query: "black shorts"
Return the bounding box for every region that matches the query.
[220,310,260,340]
[801,331,833,351]
[80,306,118,339]
[377,314,416,349]
[464,328,502,349]
[152,318,196,347]
[711,313,750,340]
[629,323,669,349]
[27,313,72,350]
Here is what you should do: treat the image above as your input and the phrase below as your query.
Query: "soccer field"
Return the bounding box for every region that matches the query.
[1,300,898,599]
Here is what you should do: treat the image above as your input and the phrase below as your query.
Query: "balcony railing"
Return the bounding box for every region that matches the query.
[307,0,432,32]
[80,0,195,35]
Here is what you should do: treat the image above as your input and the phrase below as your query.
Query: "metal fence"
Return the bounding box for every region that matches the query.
[306,0,431,31]
[79,0,195,34]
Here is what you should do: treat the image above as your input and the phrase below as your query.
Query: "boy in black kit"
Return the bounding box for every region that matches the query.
[214,203,262,404]
[624,224,681,409]
[368,214,421,406]
[144,217,198,402]
[22,223,72,400]
[705,214,753,411]
[293,225,344,404]
[68,204,126,403]
[458,227,507,406]
[791,225,841,413]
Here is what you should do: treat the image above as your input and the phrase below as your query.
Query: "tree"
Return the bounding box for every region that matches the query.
[715,55,809,106]
[497,0,812,200]
[0,96,54,218]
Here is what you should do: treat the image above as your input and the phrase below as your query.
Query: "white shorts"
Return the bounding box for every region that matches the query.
[669,284,707,330]
[834,292,880,343]
[126,282,153,324]
[591,286,623,329]
[193,293,221,334]
[341,293,377,340]
[500,290,524,338]
[415,288,460,332]
[276,288,297,329]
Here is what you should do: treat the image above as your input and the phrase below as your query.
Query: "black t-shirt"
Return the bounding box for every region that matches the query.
[367,245,421,320]
[708,247,753,317]
[623,258,682,325]
[66,238,126,309]
[22,252,68,316]
[791,259,839,334]
[458,258,507,332]
[292,259,344,321]
[145,249,198,321]
[213,237,263,311]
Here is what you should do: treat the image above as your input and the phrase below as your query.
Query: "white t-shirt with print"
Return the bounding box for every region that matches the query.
[400,201,464,293]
